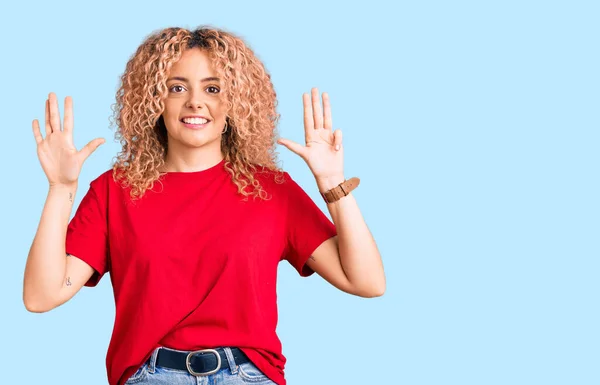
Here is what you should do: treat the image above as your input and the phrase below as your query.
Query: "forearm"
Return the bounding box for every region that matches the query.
[316,176,385,295]
[23,183,77,310]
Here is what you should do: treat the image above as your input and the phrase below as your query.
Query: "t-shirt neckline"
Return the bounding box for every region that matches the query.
[161,158,226,178]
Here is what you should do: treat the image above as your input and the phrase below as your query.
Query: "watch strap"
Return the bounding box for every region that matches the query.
[320,177,360,203]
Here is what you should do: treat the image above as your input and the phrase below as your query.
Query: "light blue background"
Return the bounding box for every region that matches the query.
[2,0,598,384]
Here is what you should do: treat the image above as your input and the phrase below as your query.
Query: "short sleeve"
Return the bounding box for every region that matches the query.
[283,173,337,277]
[65,175,109,287]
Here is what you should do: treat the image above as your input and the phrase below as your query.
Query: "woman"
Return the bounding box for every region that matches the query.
[23,27,385,385]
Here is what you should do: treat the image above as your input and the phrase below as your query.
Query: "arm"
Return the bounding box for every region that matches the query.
[307,176,385,298]
[24,92,104,312]
[23,182,94,312]
[278,88,385,298]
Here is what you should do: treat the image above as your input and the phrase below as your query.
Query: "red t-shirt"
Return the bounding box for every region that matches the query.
[65,159,337,385]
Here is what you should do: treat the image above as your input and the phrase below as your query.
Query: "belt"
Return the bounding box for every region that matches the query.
[156,347,250,376]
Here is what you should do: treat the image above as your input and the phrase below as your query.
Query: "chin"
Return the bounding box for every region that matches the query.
[187,137,220,148]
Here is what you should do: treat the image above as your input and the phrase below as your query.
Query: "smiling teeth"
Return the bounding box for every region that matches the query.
[182,118,208,124]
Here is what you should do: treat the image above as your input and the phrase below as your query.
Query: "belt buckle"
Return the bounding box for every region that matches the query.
[186,348,221,376]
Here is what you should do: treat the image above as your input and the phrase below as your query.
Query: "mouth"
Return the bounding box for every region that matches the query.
[180,116,211,129]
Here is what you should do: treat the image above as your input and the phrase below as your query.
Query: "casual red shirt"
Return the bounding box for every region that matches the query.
[65,159,337,385]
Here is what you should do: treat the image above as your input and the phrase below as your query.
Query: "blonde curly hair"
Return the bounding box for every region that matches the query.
[109,26,283,200]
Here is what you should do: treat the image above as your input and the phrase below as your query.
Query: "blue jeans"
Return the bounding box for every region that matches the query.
[124,347,277,385]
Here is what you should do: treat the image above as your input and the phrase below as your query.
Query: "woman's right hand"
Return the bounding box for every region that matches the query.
[32,93,105,187]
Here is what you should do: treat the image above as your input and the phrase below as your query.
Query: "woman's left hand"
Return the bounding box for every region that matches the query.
[278,88,345,190]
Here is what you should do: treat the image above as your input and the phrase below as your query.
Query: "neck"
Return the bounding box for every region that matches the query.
[161,144,225,173]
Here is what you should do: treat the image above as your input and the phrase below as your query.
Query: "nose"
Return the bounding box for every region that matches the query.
[185,88,206,109]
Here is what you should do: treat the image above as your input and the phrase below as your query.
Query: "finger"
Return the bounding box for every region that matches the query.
[32,119,43,144]
[311,87,323,129]
[323,92,332,131]
[44,99,52,136]
[49,92,61,132]
[63,96,73,134]
[277,138,307,158]
[79,138,106,161]
[303,93,314,142]
[333,129,343,151]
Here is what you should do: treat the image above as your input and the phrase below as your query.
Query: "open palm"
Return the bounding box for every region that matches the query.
[278,88,344,179]
[32,93,105,187]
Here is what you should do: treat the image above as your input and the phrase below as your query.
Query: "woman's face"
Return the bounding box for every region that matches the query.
[162,48,227,152]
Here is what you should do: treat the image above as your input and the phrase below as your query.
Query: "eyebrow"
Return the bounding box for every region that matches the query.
[166,76,220,83]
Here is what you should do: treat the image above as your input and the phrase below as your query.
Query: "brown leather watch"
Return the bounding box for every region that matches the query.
[320,177,360,203]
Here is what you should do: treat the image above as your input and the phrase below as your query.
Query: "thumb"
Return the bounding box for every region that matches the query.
[333,129,343,151]
[277,138,306,158]
[79,138,106,161]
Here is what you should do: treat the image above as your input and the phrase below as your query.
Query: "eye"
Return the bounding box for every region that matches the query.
[206,86,220,94]
[169,85,186,93]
